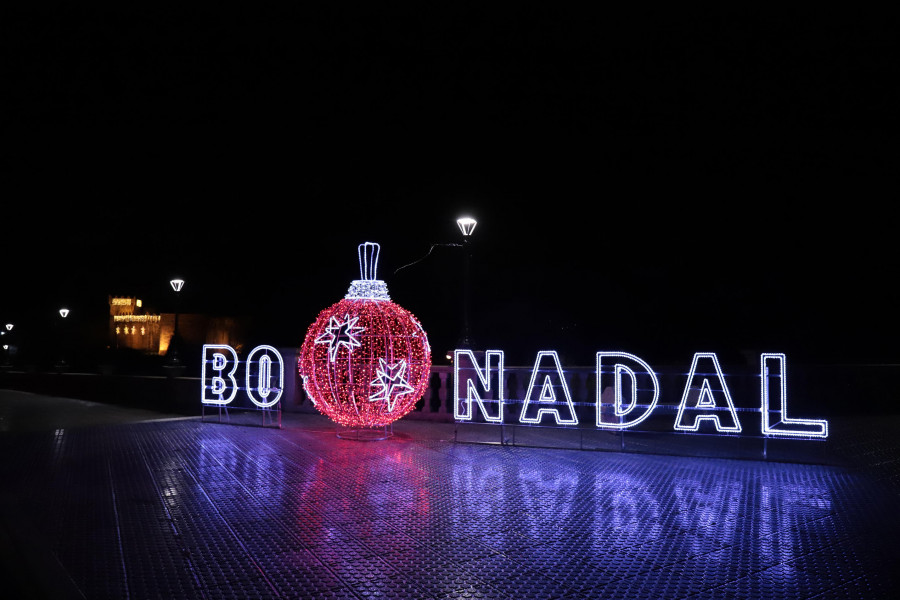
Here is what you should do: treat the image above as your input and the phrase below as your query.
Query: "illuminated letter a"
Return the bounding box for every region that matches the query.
[520,351,578,425]
[674,353,741,433]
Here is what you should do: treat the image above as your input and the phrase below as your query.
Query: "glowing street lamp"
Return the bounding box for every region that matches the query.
[456,217,477,237]
[456,216,477,349]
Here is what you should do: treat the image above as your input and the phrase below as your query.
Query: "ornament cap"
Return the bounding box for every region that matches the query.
[346,242,391,300]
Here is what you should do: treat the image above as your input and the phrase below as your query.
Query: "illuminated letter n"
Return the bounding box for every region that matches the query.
[454,350,504,423]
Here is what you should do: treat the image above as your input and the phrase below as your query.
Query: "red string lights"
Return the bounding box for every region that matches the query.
[298,243,432,428]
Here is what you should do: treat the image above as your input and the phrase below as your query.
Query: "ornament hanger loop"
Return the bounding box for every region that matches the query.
[346,242,391,300]
[358,242,380,281]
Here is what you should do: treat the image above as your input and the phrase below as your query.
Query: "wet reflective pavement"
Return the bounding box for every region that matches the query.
[1,390,898,599]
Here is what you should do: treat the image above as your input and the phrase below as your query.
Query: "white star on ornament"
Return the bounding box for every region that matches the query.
[369,358,415,412]
[315,314,366,362]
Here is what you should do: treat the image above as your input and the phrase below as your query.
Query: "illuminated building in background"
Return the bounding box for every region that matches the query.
[110,297,161,354]
[108,296,247,356]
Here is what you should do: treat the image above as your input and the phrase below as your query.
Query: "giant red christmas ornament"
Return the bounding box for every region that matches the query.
[298,242,432,428]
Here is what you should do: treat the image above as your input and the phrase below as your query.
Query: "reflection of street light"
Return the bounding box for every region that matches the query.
[456,216,477,349]
[168,279,184,366]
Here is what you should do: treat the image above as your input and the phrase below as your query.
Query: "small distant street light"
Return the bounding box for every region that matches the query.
[59,308,70,318]
[168,278,184,366]
[457,216,477,349]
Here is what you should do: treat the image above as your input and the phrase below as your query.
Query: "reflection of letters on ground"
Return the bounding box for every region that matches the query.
[447,446,835,568]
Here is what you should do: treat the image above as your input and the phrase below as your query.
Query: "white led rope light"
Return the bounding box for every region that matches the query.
[202,344,239,405]
[245,345,284,408]
[761,353,828,438]
[595,352,660,429]
[674,353,742,433]
[519,351,578,425]
[454,349,504,422]
[369,358,415,412]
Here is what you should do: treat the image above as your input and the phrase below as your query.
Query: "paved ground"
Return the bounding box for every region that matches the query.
[1,388,899,599]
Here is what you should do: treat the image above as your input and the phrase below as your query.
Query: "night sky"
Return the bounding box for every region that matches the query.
[2,6,896,367]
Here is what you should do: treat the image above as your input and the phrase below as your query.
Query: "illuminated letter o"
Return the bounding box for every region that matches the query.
[245,345,284,408]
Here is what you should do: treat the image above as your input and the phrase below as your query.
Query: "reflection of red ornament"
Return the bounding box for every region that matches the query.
[298,242,431,428]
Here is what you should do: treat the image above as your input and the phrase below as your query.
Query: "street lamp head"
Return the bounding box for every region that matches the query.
[170,279,185,292]
[59,308,70,318]
[457,216,477,237]
[5,323,12,331]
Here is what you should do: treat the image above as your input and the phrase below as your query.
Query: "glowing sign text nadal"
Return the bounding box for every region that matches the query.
[454,350,828,439]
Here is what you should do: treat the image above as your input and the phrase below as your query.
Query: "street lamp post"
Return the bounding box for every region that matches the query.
[57,308,70,369]
[168,279,184,366]
[391,216,479,358]
[456,217,477,349]
[2,323,12,366]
